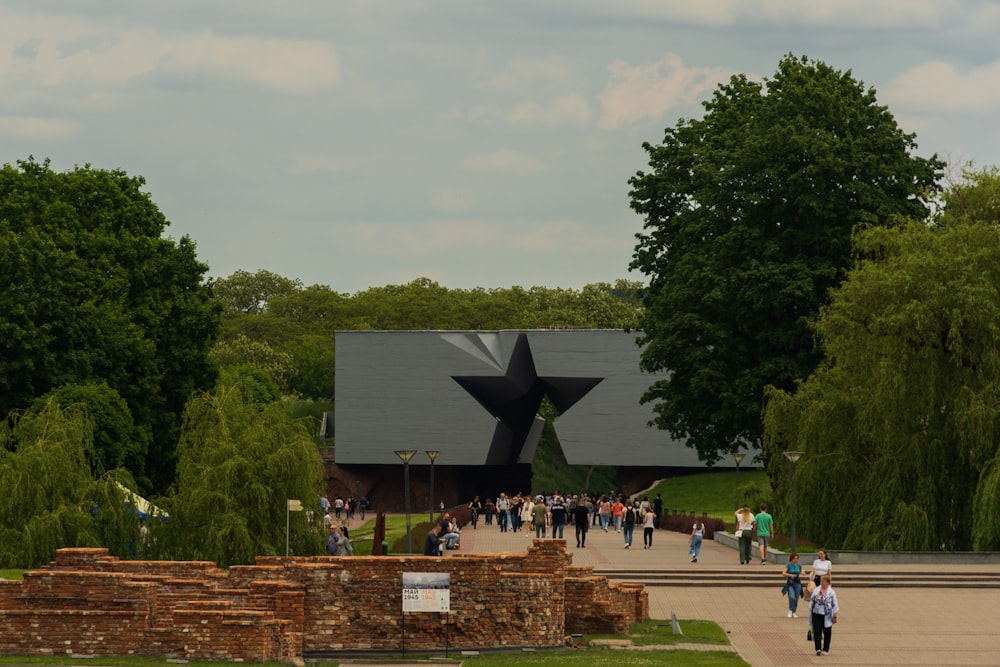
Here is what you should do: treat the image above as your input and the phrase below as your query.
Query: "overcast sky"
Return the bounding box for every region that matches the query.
[3,1,999,293]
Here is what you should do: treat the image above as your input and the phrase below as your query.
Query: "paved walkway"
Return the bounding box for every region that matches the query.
[452,519,1000,666]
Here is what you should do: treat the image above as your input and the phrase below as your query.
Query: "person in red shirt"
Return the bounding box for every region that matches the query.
[611,497,625,533]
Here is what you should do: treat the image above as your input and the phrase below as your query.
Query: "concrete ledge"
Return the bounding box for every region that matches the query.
[713,532,1000,565]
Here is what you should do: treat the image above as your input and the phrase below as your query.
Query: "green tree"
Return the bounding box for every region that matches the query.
[629,54,943,465]
[218,365,282,404]
[0,158,220,492]
[210,332,294,388]
[211,269,303,317]
[153,384,327,566]
[0,401,140,568]
[287,336,336,400]
[764,170,1000,550]
[30,382,147,477]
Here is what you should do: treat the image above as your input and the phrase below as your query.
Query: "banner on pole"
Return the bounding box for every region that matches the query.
[402,572,450,612]
[287,499,303,511]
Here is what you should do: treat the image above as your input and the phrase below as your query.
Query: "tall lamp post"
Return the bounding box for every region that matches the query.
[732,451,746,508]
[394,450,417,554]
[784,451,804,554]
[425,450,439,524]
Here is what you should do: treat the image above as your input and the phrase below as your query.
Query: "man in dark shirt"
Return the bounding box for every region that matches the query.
[571,497,591,548]
[653,493,664,528]
[549,495,568,539]
[423,523,443,556]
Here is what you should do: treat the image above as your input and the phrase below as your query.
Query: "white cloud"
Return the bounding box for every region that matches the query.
[462,149,543,174]
[155,32,340,94]
[568,0,952,29]
[883,60,1000,113]
[598,54,734,129]
[0,12,340,102]
[0,115,78,140]
[505,95,592,127]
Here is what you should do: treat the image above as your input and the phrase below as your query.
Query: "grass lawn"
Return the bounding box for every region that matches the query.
[644,469,769,521]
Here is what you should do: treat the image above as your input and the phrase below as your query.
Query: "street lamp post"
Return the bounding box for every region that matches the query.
[425,450,439,524]
[784,451,804,554]
[394,450,417,554]
[732,451,746,508]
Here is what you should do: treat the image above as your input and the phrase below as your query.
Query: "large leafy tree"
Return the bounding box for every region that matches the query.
[212,269,303,317]
[764,168,1000,550]
[152,383,327,566]
[0,158,220,492]
[629,54,943,464]
[30,382,146,477]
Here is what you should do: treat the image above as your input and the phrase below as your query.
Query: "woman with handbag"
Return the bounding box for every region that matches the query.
[734,504,755,565]
[809,574,839,656]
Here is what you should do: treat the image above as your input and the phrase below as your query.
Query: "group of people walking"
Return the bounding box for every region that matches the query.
[736,502,841,656]
[734,502,774,565]
[782,549,838,655]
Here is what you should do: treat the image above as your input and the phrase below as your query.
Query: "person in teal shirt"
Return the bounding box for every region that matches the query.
[755,503,774,564]
[782,552,803,617]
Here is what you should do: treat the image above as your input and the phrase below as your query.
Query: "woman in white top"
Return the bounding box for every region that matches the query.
[734,505,755,565]
[689,519,705,562]
[520,497,535,537]
[809,549,832,588]
[641,507,657,549]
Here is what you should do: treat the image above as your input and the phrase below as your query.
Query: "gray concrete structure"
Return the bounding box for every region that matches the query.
[335,329,702,467]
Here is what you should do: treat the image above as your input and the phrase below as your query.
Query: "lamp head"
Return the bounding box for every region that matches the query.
[394,450,417,463]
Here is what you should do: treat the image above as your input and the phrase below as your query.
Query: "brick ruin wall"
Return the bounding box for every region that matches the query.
[0,540,647,664]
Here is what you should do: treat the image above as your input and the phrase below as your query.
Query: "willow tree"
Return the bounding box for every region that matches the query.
[154,384,327,566]
[764,171,1000,550]
[0,400,140,568]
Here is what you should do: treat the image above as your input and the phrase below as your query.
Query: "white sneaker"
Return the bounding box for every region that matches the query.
[787,611,793,618]
[792,613,798,618]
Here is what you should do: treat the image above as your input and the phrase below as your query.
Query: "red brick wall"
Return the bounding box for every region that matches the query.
[0,540,645,664]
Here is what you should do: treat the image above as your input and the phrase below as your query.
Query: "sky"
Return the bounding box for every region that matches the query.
[2,1,1000,294]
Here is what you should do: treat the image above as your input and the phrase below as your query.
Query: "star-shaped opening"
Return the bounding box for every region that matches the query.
[452,333,603,464]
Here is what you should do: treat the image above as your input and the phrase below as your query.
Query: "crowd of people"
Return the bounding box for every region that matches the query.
[319,494,369,523]
[463,491,670,550]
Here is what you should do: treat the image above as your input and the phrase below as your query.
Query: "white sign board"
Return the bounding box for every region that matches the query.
[402,572,450,612]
